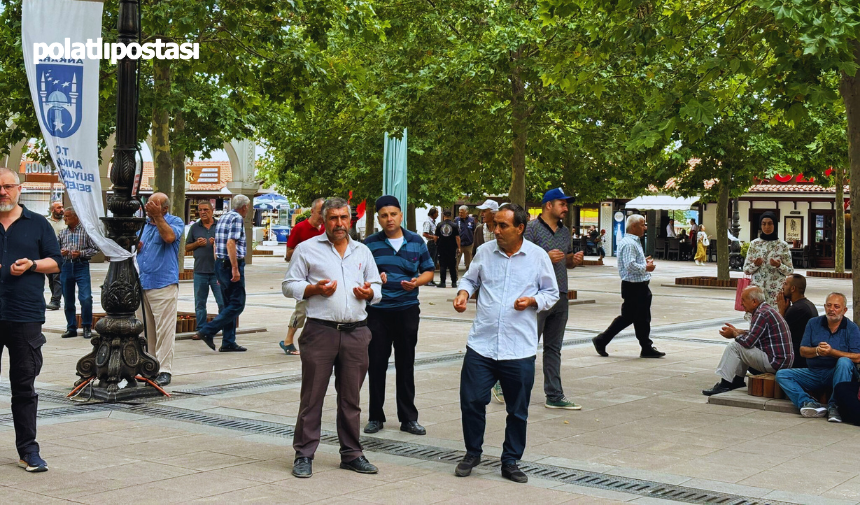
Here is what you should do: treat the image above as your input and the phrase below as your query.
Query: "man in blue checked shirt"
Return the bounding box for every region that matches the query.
[195,195,252,354]
[452,203,558,484]
[592,214,665,358]
[137,193,185,387]
[57,208,100,339]
[362,196,435,437]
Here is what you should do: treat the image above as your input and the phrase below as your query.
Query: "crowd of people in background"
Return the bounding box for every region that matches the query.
[3,165,860,479]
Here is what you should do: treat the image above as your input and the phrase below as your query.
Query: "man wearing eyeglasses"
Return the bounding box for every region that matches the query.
[592,214,665,358]
[0,168,62,473]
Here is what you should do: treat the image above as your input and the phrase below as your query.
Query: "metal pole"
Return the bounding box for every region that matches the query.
[729,196,743,271]
[75,0,160,400]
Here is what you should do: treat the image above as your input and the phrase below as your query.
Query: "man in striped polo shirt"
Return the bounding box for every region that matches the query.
[363,195,435,436]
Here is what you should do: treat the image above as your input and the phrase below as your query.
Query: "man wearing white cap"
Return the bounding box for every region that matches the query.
[472,200,499,252]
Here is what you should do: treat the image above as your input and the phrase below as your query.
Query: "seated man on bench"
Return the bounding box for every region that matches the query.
[776,292,860,422]
[703,286,794,396]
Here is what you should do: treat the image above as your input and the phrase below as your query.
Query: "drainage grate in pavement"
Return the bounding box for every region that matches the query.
[119,404,794,505]
[0,403,113,423]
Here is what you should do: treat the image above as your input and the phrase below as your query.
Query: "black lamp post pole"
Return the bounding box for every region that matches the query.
[75,0,160,400]
[729,196,743,271]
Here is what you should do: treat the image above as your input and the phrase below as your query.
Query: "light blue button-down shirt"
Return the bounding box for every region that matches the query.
[282,234,382,323]
[458,239,559,360]
[617,233,650,283]
[138,213,185,291]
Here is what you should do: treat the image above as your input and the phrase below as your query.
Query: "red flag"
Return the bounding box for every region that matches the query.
[356,199,366,219]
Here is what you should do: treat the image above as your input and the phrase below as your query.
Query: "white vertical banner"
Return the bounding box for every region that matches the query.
[22,0,131,260]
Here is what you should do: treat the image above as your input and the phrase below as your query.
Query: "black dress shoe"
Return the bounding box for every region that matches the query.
[292,457,312,478]
[436,283,446,288]
[61,329,77,339]
[427,280,437,286]
[702,381,732,396]
[46,302,60,311]
[455,454,481,477]
[501,464,528,483]
[82,326,92,339]
[154,373,171,387]
[452,281,458,288]
[198,334,216,351]
[400,421,426,435]
[339,456,378,474]
[219,344,247,352]
[592,335,608,357]
[640,346,666,358]
[364,420,383,433]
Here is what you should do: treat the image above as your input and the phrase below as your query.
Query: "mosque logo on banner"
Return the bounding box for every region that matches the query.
[36,62,83,138]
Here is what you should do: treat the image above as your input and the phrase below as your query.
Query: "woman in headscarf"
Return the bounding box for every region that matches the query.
[743,212,793,307]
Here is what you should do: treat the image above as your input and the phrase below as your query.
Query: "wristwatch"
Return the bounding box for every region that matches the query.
[28,259,38,272]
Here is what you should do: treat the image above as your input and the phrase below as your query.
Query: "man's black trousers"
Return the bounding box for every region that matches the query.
[596,280,653,349]
[367,305,420,423]
[438,252,457,285]
[0,321,45,457]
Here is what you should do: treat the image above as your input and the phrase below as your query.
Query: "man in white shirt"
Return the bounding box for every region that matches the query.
[421,207,439,286]
[666,219,676,238]
[282,197,382,479]
[452,203,558,484]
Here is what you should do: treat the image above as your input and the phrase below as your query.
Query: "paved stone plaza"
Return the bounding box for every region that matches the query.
[1,252,858,504]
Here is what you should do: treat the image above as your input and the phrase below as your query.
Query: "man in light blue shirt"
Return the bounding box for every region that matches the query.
[136,192,185,387]
[452,203,558,484]
[592,214,665,359]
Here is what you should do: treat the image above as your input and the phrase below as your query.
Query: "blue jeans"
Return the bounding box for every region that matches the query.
[61,261,92,331]
[193,273,224,331]
[776,357,858,408]
[460,347,535,466]
[198,259,246,346]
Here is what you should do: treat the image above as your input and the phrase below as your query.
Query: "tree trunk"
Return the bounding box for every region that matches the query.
[841,39,860,322]
[364,202,375,239]
[716,177,730,280]
[836,163,846,274]
[151,59,172,195]
[406,203,417,232]
[508,59,528,207]
[172,111,187,266]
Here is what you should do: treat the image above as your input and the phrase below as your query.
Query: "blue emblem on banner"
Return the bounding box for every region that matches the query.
[36,63,83,138]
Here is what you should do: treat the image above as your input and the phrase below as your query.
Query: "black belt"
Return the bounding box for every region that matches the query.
[308,318,367,332]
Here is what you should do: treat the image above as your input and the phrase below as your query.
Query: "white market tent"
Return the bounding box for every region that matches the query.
[624,195,699,211]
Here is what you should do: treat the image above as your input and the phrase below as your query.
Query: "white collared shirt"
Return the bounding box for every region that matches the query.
[458,239,559,360]
[282,234,382,322]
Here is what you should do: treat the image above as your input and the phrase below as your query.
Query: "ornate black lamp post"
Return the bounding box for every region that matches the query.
[729,196,744,271]
[74,0,160,400]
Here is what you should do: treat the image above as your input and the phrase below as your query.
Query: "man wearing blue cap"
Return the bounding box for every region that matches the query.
[363,196,435,436]
[521,188,584,410]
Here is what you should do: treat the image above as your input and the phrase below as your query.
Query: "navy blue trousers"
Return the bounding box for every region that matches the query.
[460,347,535,465]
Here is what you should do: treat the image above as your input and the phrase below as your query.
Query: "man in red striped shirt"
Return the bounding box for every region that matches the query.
[280,198,325,355]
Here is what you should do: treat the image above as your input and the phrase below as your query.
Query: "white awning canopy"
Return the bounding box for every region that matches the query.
[624,195,699,211]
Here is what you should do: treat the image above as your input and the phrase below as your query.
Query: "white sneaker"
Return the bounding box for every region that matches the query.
[800,401,827,418]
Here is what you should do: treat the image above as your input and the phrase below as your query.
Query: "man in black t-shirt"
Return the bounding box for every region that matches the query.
[434,209,461,288]
[777,274,819,368]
